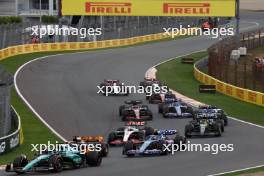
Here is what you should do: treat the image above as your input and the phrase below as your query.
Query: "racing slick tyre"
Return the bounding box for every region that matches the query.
[144,126,155,136]
[119,106,125,116]
[49,155,63,173]
[108,132,117,146]
[223,116,228,126]
[174,135,186,151]
[101,143,109,157]
[158,141,168,155]
[86,151,102,166]
[13,155,28,174]
[214,124,222,137]
[158,104,163,113]
[184,124,193,138]
[123,141,135,157]
[187,106,194,117]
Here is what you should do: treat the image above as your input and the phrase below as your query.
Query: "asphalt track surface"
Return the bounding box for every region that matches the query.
[3,12,264,176]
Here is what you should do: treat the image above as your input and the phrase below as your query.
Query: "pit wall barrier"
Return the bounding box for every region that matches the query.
[194,59,264,107]
[0,31,179,148]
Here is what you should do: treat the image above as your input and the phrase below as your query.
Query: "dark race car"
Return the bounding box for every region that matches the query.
[6,145,101,174]
[148,91,176,104]
[162,101,194,118]
[72,136,109,157]
[122,130,186,157]
[108,121,156,146]
[119,100,153,121]
[99,79,129,96]
[140,78,162,88]
[197,105,228,126]
[185,114,223,138]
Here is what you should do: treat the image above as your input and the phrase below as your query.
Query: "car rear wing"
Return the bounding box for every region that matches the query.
[126,121,146,126]
[125,100,142,105]
[73,136,104,143]
[156,130,178,135]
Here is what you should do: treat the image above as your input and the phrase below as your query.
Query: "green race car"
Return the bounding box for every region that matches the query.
[5,144,102,174]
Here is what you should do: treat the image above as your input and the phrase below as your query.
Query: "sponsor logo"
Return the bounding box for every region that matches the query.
[236,89,244,99]
[0,142,6,154]
[10,135,19,149]
[163,3,210,15]
[248,92,257,102]
[86,2,132,14]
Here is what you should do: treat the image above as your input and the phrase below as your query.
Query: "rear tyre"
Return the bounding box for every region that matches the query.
[107,132,116,145]
[49,155,63,173]
[123,141,135,157]
[100,143,109,157]
[185,124,192,138]
[158,104,163,113]
[13,155,28,174]
[86,152,102,166]
[144,126,155,136]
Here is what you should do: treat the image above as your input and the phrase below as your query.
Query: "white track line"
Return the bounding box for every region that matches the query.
[146,52,264,176]
[10,21,262,175]
[208,165,264,176]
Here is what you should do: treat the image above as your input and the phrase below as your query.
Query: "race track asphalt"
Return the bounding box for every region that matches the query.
[3,11,264,176]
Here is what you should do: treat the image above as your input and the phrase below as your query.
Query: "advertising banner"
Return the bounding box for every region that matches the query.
[62,0,236,17]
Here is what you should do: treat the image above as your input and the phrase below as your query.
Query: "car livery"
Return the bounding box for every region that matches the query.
[119,100,153,121]
[122,130,186,157]
[108,121,156,146]
[197,105,228,126]
[148,91,176,104]
[99,79,129,96]
[5,145,101,174]
[72,136,109,157]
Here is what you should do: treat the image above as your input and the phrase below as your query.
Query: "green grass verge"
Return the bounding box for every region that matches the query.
[0,34,188,164]
[156,51,264,175]
[156,51,264,125]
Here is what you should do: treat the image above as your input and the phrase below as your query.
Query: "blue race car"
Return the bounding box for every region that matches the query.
[158,97,178,113]
[5,144,102,174]
[161,101,194,118]
[122,130,186,157]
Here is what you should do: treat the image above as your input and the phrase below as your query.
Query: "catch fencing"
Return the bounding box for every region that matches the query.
[208,28,264,92]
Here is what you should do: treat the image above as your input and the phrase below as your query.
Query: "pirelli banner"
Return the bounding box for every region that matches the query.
[61,0,236,17]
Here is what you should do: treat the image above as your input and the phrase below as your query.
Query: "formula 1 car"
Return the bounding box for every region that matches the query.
[122,130,186,157]
[148,91,176,104]
[139,78,162,88]
[119,100,153,121]
[6,146,101,174]
[185,115,223,138]
[99,79,129,96]
[72,136,109,157]
[108,121,156,146]
[162,101,194,118]
[201,17,218,31]
[196,105,228,126]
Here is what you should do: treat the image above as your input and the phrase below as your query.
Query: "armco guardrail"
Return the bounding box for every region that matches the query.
[0,107,22,155]
[194,59,264,107]
[0,32,169,60]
